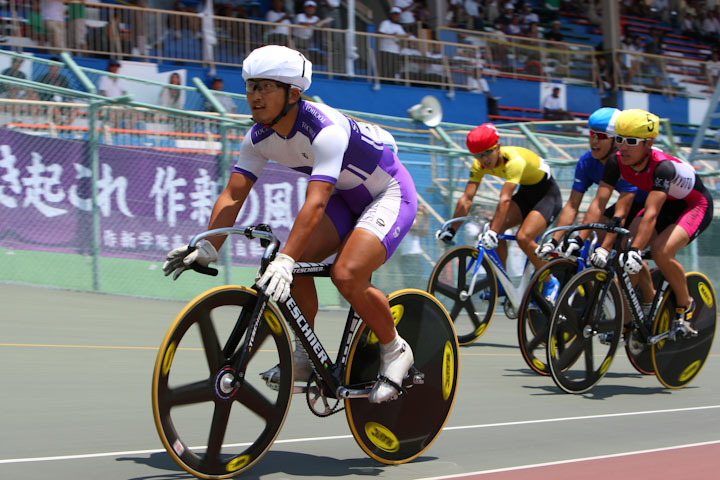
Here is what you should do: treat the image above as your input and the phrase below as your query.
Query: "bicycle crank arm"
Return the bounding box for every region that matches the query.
[336,367,424,398]
[648,331,670,345]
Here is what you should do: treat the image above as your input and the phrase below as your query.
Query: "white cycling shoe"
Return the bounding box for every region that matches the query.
[368,335,414,404]
[261,338,313,386]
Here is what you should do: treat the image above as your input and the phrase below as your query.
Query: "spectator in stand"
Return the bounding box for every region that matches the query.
[521,3,539,29]
[651,0,670,22]
[394,0,420,35]
[595,53,616,106]
[681,12,701,42]
[702,10,720,45]
[265,0,292,46]
[158,72,185,109]
[446,0,463,28]
[98,59,129,98]
[524,21,542,39]
[415,0,431,29]
[67,0,87,53]
[42,0,66,51]
[505,13,522,36]
[204,77,237,113]
[625,34,645,87]
[399,35,423,84]
[484,0,500,25]
[98,59,129,126]
[705,50,720,86]
[378,7,409,81]
[644,27,666,90]
[495,4,514,30]
[319,0,342,29]
[105,11,123,59]
[0,57,28,100]
[130,0,149,59]
[293,1,321,54]
[37,56,74,123]
[542,86,574,122]
[463,0,483,30]
[544,20,564,42]
[28,0,47,46]
[424,42,447,85]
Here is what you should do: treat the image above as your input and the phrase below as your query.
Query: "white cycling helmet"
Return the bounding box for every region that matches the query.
[242,45,312,92]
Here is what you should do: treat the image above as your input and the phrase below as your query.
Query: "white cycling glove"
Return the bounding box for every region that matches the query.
[436,226,456,245]
[590,247,609,268]
[561,238,582,258]
[162,239,218,281]
[620,248,643,275]
[535,239,558,260]
[257,253,295,302]
[482,229,499,250]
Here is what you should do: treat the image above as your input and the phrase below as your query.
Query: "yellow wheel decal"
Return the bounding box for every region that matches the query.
[698,282,713,308]
[473,323,488,337]
[532,358,546,370]
[599,356,612,375]
[364,422,400,453]
[264,310,282,336]
[226,454,251,472]
[678,360,701,383]
[442,341,454,400]
[368,304,404,344]
[162,341,176,377]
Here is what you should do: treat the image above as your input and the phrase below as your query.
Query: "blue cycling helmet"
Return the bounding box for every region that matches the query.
[587,107,620,135]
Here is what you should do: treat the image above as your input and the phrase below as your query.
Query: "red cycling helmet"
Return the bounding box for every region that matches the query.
[466,123,500,154]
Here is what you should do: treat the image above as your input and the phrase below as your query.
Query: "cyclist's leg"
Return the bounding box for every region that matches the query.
[626,215,656,302]
[516,211,549,270]
[513,177,562,270]
[651,225,691,308]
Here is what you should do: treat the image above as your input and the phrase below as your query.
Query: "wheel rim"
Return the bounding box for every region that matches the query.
[428,247,496,344]
[152,287,293,479]
[548,269,622,394]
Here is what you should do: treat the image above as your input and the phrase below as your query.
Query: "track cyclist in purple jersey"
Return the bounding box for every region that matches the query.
[586,109,713,331]
[535,107,647,263]
[162,45,417,404]
[436,122,563,301]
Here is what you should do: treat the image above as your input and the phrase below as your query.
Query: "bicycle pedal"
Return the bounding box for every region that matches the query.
[293,385,308,394]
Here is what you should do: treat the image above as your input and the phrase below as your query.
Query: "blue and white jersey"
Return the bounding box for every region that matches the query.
[234,100,402,214]
[572,150,647,202]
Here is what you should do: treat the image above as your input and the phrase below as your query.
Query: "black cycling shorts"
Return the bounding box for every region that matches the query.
[512,174,562,225]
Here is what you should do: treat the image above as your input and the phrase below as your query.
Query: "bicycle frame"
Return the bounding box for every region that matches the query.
[559,222,671,345]
[188,226,369,401]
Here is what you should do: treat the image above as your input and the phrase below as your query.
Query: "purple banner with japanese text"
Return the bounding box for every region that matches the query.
[0,129,305,265]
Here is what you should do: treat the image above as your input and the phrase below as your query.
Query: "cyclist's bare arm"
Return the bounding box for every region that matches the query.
[489,182,517,232]
[595,191,636,251]
[631,190,665,250]
[281,180,334,260]
[581,181,614,243]
[206,172,255,251]
[551,189,584,242]
[449,181,480,231]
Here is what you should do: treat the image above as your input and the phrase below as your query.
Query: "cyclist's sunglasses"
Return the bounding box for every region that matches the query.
[614,136,646,146]
[245,80,286,94]
[589,130,610,140]
[474,146,498,158]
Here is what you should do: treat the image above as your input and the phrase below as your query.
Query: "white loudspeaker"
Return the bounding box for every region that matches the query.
[407,95,443,127]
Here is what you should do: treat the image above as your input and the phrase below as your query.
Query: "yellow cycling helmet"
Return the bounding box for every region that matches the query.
[614,109,660,139]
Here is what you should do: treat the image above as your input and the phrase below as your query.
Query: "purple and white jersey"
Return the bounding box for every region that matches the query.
[234,100,403,215]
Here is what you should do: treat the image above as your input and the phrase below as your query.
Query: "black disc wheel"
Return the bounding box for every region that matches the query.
[517,258,580,375]
[651,272,717,389]
[152,286,294,479]
[547,268,623,393]
[428,246,497,345]
[345,289,459,464]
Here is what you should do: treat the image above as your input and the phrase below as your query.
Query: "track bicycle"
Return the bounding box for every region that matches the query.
[151,224,460,479]
[546,222,717,393]
[428,216,538,345]
[516,226,598,375]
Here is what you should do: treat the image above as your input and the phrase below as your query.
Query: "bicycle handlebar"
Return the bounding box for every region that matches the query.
[187,224,281,277]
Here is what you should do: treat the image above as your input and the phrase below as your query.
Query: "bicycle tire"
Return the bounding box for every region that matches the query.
[152,286,294,479]
[547,268,623,394]
[517,258,580,376]
[345,289,459,464]
[427,246,497,345]
[651,272,717,389]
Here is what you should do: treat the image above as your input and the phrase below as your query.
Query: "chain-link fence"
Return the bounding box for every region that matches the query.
[2,51,720,306]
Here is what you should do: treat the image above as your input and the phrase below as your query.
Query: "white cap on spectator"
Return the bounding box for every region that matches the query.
[304,0,317,7]
[390,7,401,14]
[327,0,339,6]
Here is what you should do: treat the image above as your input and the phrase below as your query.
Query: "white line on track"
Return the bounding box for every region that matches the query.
[1,405,718,465]
[414,439,720,479]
